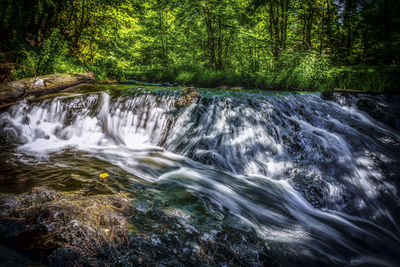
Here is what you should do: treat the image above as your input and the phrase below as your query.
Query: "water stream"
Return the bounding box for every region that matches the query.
[0,85,399,265]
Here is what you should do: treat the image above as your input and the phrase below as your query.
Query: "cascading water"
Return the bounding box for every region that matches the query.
[0,86,399,265]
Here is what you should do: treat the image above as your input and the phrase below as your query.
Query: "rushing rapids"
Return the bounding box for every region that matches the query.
[0,85,400,265]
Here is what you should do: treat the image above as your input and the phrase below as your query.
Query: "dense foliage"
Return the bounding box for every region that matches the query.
[1,0,399,91]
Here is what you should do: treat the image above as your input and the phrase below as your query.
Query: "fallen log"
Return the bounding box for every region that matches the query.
[0,73,95,105]
[332,88,364,93]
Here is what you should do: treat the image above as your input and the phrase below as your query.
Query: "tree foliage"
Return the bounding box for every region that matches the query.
[0,0,399,90]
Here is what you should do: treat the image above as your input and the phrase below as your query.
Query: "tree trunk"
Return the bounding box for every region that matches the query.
[203,6,216,69]
[217,15,223,70]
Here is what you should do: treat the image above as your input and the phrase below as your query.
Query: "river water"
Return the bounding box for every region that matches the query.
[0,85,399,265]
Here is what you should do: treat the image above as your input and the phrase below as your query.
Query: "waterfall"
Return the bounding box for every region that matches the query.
[1,89,399,265]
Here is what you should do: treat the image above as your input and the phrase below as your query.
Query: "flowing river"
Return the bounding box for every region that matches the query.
[0,85,399,266]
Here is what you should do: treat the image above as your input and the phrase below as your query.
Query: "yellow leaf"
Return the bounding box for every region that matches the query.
[71,174,80,177]
[138,257,142,264]
[99,172,109,179]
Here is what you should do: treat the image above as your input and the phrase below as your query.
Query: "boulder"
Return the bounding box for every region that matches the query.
[0,73,95,104]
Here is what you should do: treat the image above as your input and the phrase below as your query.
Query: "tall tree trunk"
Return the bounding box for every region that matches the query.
[217,15,223,70]
[0,1,6,32]
[203,6,216,69]
[319,1,325,54]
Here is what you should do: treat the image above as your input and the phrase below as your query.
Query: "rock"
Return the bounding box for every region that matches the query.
[192,150,228,169]
[0,73,95,105]
[357,98,374,111]
[230,86,244,90]
[320,90,334,101]
[291,173,328,208]
[356,98,387,119]
[101,78,118,84]
[175,87,199,108]
[161,82,173,87]
[216,85,230,90]
[0,187,277,266]
[0,245,39,266]
[0,188,136,265]
[320,91,350,105]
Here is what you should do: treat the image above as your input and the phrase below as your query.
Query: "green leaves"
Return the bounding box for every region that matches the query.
[2,0,398,92]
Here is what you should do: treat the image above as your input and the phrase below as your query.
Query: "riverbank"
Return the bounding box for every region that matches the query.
[127,65,400,93]
[1,69,399,112]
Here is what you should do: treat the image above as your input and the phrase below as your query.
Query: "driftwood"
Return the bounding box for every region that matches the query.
[0,73,95,105]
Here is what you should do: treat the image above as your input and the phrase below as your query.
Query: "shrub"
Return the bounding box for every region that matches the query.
[11,29,86,80]
[274,51,331,90]
[175,71,195,85]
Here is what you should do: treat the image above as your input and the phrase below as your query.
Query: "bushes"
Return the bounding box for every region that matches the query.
[89,56,128,82]
[10,30,86,80]
[8,43,398,93]
[8,29,132,83]
[325,66,399,92]
[175,71,195,85]
[269,51,331,90]
[131,58,398,92]
[129,51,335,91]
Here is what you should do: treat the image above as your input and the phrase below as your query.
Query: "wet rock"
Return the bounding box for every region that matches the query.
[34,129,49,140]
[0,188,133,264]
[282,135,303,156]
[321,91,400,131]
[320,91,333,101]
[356,98,391,123]
[161,82,173,87]
[320,91,350,105]
[230,86,244,90]
[0,120,26,144]
[0,187,277,266]
[356,98,386,116]
[192,150,228,169]
[291,173,328,208]
[175,87,199,108]
[0,244,40,266]
[356,96,400,131]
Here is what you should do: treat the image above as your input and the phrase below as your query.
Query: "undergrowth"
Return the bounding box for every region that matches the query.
[5,43,399,93]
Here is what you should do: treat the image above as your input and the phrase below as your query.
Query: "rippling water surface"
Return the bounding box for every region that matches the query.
[1,85,400,265]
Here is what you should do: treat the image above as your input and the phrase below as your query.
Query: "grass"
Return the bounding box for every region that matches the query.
[128,65,400,93]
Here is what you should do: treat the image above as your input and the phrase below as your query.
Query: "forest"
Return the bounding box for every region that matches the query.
[1,0,399,91]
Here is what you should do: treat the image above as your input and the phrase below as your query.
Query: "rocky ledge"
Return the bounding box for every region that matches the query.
[0,188,276,266]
